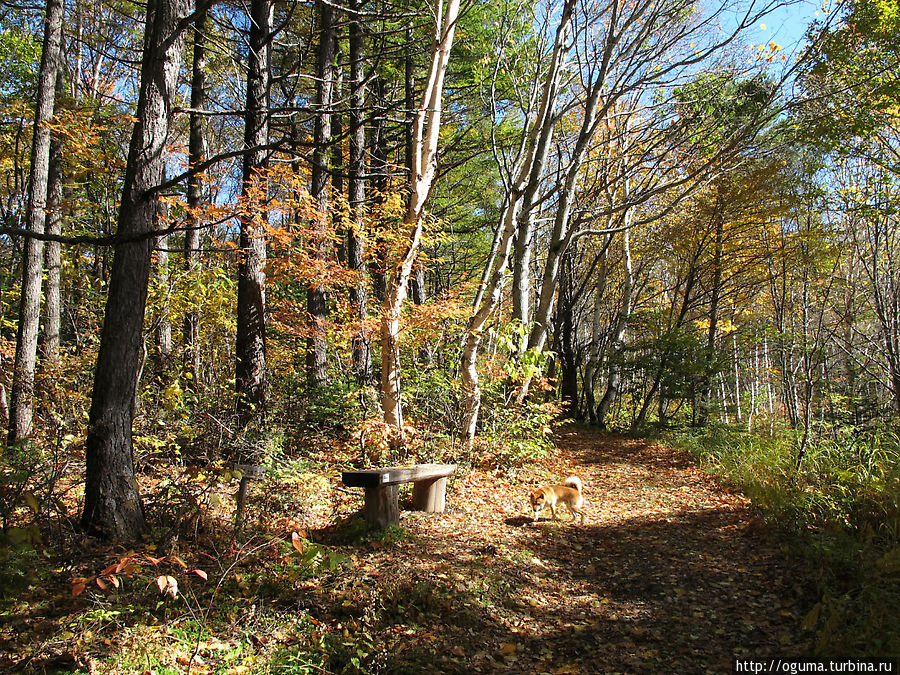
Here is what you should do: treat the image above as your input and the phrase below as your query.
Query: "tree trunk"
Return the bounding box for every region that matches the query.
[41,131,63,365]
[235,0,271,426]
[81,0,189,539]
[7,0,63,444]
[459,0,576,442]
[697,201,724,427]
[557,254,579,418]
[516,74,609,405]
[381,0,460,431]
[583,248,607,424]
[597,224,633,428]
[154,233,172,361]
[347,0,370,384]
[368,77,388,303]
[184,4,206,389]
[307,0,335,388]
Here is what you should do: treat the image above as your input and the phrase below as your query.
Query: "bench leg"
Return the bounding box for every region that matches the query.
[412,476,448,513]
[363,485,399,529]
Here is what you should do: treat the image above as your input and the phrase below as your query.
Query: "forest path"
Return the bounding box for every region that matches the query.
[325,429,812,673]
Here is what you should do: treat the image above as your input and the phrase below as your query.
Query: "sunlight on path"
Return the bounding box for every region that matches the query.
[351,429,809,673]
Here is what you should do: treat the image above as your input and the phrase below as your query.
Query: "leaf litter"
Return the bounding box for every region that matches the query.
[312,428,810,673]
[0,428,811,673]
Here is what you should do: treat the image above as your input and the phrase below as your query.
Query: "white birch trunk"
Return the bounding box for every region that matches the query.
[381,0,460,431]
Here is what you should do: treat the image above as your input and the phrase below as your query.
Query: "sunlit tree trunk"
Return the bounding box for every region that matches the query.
[7,0,63,444]
[381,0,460,431]
[460,0,576,442]
[81,0,189,539]
[41,131,63,365]
[347,0,370,384]
[236,0,271,426]
[516,74,609,405]
[307,0,335,387]
[184,4,206,389]
[154,233,172,361]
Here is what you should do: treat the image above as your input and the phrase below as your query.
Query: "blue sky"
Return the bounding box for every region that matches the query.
[756,0,834,53]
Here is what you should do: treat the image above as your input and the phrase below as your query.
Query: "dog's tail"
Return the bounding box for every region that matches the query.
[564,476,582,493]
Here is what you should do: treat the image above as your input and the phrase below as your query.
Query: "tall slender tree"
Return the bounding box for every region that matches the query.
[81,0,190,538]
[7,0,64,444]
[307,0,336,387]
[380,0,461,432]
[235,0,272,426]
[347,0,370,383]
[183,3,207,388]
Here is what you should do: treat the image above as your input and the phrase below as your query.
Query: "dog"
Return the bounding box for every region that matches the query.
[529,476,586,525]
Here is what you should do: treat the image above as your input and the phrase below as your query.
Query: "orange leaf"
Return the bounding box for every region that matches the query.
[72,582,86,597]
[291,532,305,554]
[96,577,108,590]
[192,569,208,581]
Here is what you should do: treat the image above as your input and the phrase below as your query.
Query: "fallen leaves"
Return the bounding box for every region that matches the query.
[5,429,811,674]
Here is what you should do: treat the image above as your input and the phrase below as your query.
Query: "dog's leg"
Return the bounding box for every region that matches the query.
[573,506,586,525]
[550,503,559,520]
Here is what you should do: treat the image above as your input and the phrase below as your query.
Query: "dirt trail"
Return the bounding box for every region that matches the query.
[325,429,811,673]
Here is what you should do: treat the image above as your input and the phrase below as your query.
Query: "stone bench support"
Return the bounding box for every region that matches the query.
[341,464,457,530]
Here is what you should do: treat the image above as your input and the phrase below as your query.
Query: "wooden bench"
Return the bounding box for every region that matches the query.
[341,464,457,530]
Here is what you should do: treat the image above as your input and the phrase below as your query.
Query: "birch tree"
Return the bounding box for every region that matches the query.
[460,0,577,443]
[380,0,460,432]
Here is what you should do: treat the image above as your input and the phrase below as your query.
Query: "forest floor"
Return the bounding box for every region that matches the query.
[314,428,813,673]
[1,428,814,674]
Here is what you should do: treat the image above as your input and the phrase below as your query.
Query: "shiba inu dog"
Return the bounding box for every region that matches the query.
[529,476,586,525]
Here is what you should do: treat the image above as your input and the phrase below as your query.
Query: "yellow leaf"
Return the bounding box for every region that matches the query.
[23,491,40,514]
[555,665,580,674]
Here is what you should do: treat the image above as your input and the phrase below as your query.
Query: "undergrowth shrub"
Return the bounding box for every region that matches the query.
[666,424,900,655]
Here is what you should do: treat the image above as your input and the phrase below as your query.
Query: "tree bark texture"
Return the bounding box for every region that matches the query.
[7,0,63,444]
[81,0,189,539]
[154,233,172,360]
[307,0,335,387]
[184,4,206,388]
[236,0,271,426]
[380,0,460,430]
[347,0,370,384]
[41,132,64,365]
